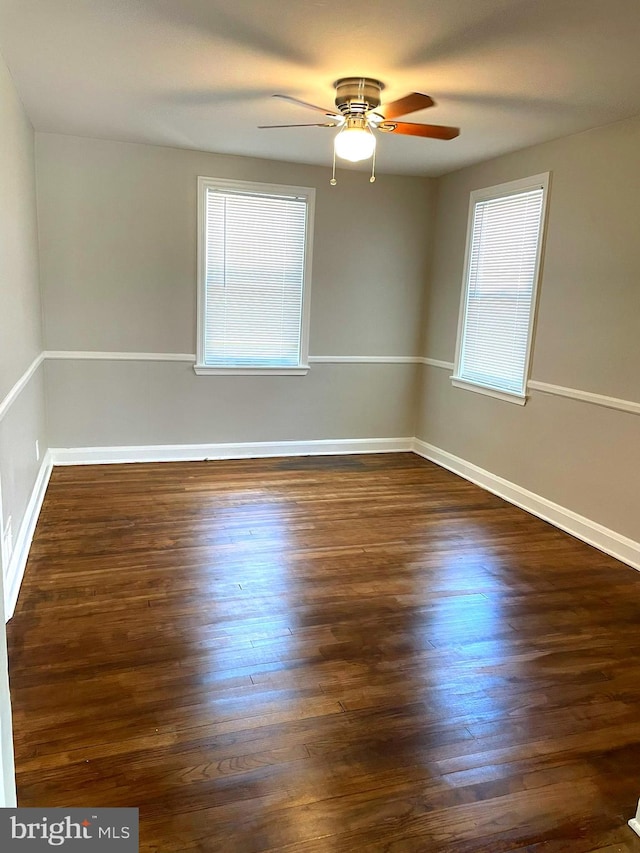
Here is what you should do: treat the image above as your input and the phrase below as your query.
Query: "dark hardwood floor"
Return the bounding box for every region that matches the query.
[6,453,640,852]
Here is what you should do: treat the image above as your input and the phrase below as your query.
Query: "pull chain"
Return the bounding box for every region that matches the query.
[330,146,337,186]
[370,144,376,183]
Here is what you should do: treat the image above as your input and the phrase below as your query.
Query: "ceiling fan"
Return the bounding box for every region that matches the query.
[259,77,460,183]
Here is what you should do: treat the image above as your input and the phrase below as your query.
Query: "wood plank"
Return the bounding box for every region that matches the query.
[7,453,640,851]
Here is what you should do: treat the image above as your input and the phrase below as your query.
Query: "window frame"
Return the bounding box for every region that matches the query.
[195,176,315,376]
[452,172,550,404]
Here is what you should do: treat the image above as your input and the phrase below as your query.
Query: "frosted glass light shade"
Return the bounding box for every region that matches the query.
[334,127,376,162]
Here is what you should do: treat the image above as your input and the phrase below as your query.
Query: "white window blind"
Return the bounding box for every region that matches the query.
[454,175,548,400]
[197,179,313,372]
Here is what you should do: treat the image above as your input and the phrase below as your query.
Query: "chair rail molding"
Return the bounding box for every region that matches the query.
[528,379,640,416]
[420,357,455,370]
[420,357,640,416]
[44,350,196,362]
[0,353,44,423]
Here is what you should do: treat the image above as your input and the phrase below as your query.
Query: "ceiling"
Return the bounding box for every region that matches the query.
[1,0,640,176]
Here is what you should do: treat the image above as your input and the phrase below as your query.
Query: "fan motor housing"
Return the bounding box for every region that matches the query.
[334,77,383,114]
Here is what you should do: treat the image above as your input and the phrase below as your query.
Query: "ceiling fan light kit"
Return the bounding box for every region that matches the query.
[261,77,460,185]
[334,116,377,162]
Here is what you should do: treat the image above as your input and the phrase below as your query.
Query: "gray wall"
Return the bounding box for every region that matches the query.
[0,65,42,396]
[36,134,434,445]
[0,55,47,589]
[0,49,47,806]
[418,115,640,541]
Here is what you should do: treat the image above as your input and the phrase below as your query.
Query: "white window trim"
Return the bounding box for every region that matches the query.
[195,176,315,376]
[193,365,309,376]
[452,172,551,404]
[450,377,527,405]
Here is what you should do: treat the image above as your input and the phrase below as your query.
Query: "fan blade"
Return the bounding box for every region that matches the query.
[379,92,434,119]
[258,122,339,129]
[272,94,340,117]
[380,121,459,140]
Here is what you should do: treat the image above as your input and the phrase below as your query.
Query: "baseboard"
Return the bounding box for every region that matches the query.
[50,437,414,466]
[412,439,640,572]
[5,451,53,621]
[629,800,640,838]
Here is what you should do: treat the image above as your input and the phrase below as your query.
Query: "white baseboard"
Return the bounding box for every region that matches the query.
[630,800,640,837]
[413,439,640,572]
[5,451,53,621]
[50,437,413,466]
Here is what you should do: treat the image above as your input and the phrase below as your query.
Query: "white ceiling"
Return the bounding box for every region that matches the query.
[1,0,640,176]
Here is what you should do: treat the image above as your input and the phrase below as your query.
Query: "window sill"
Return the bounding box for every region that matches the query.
[194,364,310,376]
[451,376,527,405]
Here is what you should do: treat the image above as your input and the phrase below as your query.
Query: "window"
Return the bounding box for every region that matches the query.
[452,173,549,404]
[195,177,315,375]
